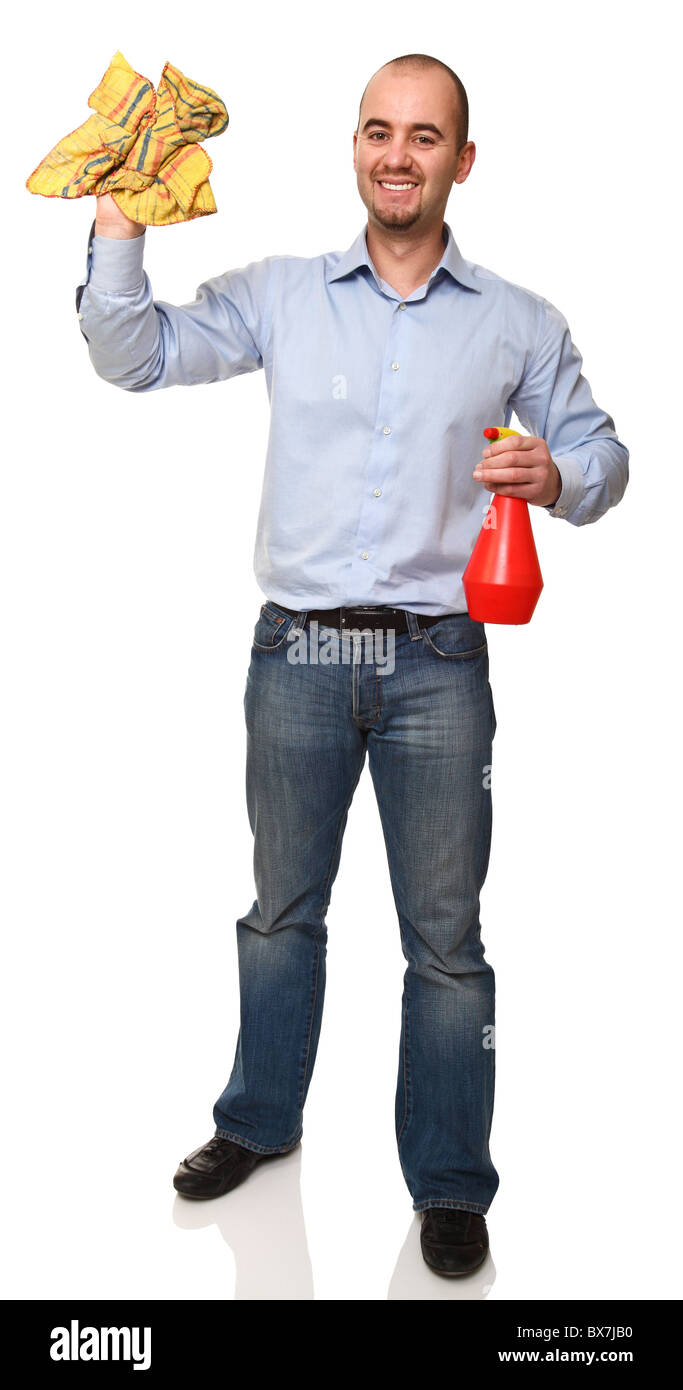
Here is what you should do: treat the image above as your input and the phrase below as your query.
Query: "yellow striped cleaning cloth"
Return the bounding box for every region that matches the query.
[26,49,228,226]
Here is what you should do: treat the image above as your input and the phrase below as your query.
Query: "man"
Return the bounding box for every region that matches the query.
[76,52,629,1278]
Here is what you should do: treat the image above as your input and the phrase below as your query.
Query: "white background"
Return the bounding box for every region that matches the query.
[3,0,680,1301]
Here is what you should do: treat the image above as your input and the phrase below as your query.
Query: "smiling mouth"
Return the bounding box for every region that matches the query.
[376,180,419,193]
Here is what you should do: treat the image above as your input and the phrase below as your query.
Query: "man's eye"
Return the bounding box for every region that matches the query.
[367,131,434,143]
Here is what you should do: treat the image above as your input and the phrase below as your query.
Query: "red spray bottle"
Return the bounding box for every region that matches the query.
[462,426,544,624]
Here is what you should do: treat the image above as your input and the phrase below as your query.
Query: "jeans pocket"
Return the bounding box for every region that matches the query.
[421,615,488,660]
[252,601,297,651]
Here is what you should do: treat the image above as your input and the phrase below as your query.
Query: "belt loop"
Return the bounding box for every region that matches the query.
[405,609,422,641]
[292,608,308,635]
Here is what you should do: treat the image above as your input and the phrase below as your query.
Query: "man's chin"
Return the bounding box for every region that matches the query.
[371,205,422,231]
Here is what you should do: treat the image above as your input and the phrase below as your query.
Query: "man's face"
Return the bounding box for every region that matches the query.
[353,67,474,233]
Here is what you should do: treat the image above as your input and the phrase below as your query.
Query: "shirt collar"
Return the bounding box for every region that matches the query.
[326,220,482,294]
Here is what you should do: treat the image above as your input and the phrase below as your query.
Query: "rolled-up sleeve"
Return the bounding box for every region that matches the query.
[75,218,273,392]
[508,295,629,524]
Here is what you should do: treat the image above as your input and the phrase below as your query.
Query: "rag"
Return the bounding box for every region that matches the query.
[25,49,229,225]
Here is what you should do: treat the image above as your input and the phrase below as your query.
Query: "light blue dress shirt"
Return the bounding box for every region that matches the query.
[76,217,628,615]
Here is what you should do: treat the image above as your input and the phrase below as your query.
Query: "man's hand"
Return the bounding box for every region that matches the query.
[95,193,145,240]
[473,434,562,508]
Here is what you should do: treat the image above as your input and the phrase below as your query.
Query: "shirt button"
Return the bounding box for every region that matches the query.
[77,312,83,320]
[391,361,399,370]
[361,551,369,559]
[398,302,407,310]
[373,488,382,497]
[382,425,392,435]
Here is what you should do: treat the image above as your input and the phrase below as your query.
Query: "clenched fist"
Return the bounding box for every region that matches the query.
[473,434,562,508]
[95,193,145,240]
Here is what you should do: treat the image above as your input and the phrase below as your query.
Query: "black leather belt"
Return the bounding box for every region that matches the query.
[274,604,451,634]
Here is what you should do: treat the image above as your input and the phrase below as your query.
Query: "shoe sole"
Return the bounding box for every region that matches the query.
[421,1246,489,1278]
[174,1186,239,1200]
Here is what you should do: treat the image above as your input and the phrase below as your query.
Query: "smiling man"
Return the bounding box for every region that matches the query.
[76,53,628,1282]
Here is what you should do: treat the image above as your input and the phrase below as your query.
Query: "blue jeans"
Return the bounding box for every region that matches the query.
[213,601,499,1214]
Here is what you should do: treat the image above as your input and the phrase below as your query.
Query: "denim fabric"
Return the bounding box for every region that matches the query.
[213,600,499,1213]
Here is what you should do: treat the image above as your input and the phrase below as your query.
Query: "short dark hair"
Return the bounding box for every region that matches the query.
[357,53,469,153]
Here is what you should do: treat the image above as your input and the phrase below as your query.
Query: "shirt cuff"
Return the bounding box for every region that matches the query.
[544,454,585,519]
[90,226,146,293]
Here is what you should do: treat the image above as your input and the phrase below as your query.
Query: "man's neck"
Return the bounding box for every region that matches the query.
[365,220,447,299]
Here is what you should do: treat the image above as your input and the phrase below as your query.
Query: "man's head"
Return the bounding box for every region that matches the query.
[353,54,475,235]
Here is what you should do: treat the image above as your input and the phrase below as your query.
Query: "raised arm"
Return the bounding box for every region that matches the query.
[76,194,273,392]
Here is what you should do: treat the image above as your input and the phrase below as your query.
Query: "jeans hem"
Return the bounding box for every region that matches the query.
[214,1125,302,1156]
[413,1199,489,1215]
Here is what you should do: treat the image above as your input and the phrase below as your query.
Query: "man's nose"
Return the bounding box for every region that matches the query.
[382,139,414,168]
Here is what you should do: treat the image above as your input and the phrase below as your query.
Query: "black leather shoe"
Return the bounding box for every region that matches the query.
[173,1134,268,1199]
[420,1208,489,1276]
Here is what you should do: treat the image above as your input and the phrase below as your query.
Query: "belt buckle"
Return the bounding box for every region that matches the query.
[341,605,398,631]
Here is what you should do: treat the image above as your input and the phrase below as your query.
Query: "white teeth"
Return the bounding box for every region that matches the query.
[379,181,417,190]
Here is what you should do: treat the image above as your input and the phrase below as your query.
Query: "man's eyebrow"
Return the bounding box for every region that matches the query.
[360,118,445,138]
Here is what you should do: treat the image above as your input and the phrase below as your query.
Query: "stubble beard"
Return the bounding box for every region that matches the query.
[370,184,423,232]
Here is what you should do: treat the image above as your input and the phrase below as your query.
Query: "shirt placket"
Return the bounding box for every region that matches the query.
[350,293,410,590]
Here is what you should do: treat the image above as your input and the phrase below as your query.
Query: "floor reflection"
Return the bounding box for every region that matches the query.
[173,1151,495,1300]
